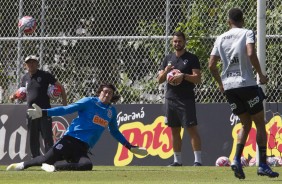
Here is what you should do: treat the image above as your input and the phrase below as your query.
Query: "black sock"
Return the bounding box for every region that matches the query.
[258,146,267,165]
[234,144,244,161]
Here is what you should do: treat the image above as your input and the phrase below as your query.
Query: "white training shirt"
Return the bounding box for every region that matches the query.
[210,28,257,90]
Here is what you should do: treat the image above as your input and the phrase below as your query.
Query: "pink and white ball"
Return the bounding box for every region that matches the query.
[166,69,181,86]
[267,157,280,167]
[215,156,231,166]
[249,157,256,166]
[18,16,36,34]
[275,156,282,166]
[15,87,27,101]
[48,84,62,99]
[240,157,249,167]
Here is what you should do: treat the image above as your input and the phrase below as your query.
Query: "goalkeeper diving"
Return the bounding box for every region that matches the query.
[7,83,147,172]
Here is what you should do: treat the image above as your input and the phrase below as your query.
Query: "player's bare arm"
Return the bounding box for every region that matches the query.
[246,43,268,84]
[157,64,174,84]
[181,69,201,84]
[209,55,224,92]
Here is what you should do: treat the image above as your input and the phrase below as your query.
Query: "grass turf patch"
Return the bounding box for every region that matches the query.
[1,166,281,184]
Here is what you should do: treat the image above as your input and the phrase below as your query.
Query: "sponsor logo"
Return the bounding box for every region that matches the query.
[230,57,239,65]
[183,59,188,65]
[55,144,63,150]
[230,103,237,111]
[248,96,259,108]
[114,116,184,166]
[37,77,42,83]
[52,116,69,143]
[227,71,241,78]
[107,109,112,119]
[229,115,282,160]
[0,114,27,160]
[223,35,234,40]
[93,115,109,127]
[117,107,145,126]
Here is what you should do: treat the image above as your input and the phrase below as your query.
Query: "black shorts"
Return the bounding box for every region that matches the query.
[165,98,197,127]
[53,135,89,163]
[224,86,265,115]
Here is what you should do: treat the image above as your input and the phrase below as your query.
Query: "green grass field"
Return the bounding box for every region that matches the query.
[1,166,282,184]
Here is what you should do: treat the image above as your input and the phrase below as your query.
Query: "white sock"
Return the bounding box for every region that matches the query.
[17,162,25,170]
[174,152,182,164]
[194,151,202,163]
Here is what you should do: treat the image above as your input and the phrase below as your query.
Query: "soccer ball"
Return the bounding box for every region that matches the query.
[275,156,282,166]
[249,157,256,166]
[18,16,36,34]
[241,157,249,167]
[15,87,27,100]
[48,84,62,99]
[215,156,231,166]
[166,69,182,86]
[267,157,279,167]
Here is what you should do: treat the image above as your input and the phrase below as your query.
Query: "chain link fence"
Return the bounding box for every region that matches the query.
[0,0,281,104]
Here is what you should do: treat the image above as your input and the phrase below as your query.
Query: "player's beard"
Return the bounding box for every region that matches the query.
[174,45,185,51]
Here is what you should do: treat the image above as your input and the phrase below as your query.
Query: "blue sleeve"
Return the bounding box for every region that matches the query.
[108,108,130,146]
[47,97,89,116]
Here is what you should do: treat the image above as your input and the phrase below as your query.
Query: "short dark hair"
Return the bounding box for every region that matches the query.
[228,8,243,23]
[96,82,120,103]
[173,31,186,41]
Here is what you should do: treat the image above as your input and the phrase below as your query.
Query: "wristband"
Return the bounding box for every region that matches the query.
[182,73,185,80]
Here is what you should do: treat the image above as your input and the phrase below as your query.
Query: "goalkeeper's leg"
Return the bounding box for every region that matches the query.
[54,156,93,171]
[24,148,59,169]
[7,148,59,171]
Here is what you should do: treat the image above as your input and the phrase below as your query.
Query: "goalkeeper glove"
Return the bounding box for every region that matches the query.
[27,103,44,119]
[125,143,148,156]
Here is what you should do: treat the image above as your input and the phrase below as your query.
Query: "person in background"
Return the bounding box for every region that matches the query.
[157,31,203,166]
[9,55,67,158]
[7,83,147,172]
[209,8,279,179]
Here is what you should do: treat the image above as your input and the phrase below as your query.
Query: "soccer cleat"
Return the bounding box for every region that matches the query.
[6,162,24,171]
[168,162,182,167]
[193,162,202,166]
[231,160,245,179]
[257,163,279,178]
[41,163,56,172]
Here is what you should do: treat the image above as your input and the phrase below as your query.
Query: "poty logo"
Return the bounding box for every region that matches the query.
[114,116,183,166]
[229,115,282,160]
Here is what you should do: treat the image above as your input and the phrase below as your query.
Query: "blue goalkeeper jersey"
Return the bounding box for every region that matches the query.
[46,97,130,148]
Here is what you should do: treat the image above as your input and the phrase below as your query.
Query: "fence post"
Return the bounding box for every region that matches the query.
[257,0,267,166]
[16,0,24,88]
[165,0,170,55]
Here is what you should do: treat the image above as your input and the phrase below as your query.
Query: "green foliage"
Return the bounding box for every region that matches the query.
[116,19,165,104]
[1,0,282,103]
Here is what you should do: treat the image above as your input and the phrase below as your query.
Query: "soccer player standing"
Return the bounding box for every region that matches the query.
[209,8,279,179]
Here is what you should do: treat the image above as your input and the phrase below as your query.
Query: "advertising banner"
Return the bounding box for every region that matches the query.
[0,103,281,166]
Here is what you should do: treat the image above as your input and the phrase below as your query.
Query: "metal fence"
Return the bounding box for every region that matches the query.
[0,0,281,104]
